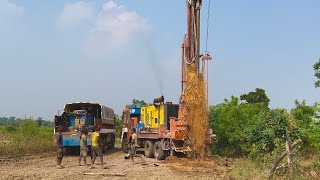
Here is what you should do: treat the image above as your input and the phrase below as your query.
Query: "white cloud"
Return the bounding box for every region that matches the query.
[57,1,94,27]
[0,0,24,16]
[102,1,118,10]
[83,0,150,58]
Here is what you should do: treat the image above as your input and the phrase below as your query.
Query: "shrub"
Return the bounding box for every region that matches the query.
[251,109,292,156]
[0,119,55,156]
[209,96,268,156]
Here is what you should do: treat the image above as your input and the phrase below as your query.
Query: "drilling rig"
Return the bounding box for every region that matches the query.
[179,0,213,157]
[120,0,214,159]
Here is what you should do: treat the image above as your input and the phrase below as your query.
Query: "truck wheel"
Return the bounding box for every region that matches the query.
[144,140,154,158]
[107,134,115,150]
[63,147,67,155]
[107,143,115,150]
[154,141,165,160]
[102,142,107,153]
[101,135,108,153]
[122,138,129,153]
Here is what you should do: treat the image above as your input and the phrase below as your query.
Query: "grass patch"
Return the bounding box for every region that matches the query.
[228,157,318,180]
[0,120,55,157]
[228,158,268,180]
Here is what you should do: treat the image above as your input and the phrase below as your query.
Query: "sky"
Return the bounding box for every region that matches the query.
[0,0,319,120]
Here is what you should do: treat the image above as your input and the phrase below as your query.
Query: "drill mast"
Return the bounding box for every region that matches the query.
[181,0,211,96]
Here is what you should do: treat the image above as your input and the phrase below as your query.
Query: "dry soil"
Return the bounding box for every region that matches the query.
[0,143,230,180]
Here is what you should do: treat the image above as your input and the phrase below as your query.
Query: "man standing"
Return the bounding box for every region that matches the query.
[136,120,144,132]
[90,126,104,169]
[55,125,64,169]
[130,128,138,164]
[79,129,89,166]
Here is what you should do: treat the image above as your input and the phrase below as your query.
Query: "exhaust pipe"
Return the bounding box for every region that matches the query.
[153,96,164,104]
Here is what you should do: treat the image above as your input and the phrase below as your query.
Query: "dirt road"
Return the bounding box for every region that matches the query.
[0,144,230,180]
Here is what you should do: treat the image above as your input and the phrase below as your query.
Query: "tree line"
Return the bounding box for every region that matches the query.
[0,117,53,127]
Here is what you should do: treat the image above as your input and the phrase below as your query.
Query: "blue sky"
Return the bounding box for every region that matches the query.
[0,0,319,120]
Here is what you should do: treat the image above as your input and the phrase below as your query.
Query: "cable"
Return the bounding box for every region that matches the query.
[205,0,211,108]
[205,0,211,53]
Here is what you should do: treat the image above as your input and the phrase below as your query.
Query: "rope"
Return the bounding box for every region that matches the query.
[205,0,211,53]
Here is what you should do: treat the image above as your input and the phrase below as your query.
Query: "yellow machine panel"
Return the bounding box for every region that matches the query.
[141,105,165,129]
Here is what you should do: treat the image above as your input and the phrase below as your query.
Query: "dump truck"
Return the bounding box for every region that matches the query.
[54,102,116,153]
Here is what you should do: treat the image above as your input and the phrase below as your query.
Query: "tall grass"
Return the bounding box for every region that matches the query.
[0,120,55,157]
[228,158,316,180]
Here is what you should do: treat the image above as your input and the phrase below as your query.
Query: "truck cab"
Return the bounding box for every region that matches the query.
[120,103,143,153]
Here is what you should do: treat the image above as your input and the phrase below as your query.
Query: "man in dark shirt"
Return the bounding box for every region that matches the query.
[55,125,64,169]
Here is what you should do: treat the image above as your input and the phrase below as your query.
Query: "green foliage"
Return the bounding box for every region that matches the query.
[210,92,319,158]
[290,100,320,153]
[251,109,292,156]
[290,100,317,128]
[313,58,320,88]
[0,116,53,127]
[18,120,38,135]
[132,99,147,105]
[300,121,320,152]
[0,119,54,156]
[240,88,270,107]
[0,116,22,126]
[5,126,18,133]
[114,115,122,136]
[209,88,320,178]
[210,96,268,156]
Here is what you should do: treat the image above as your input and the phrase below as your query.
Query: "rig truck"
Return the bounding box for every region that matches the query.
[120,0,215,159]
[120,97,215,160]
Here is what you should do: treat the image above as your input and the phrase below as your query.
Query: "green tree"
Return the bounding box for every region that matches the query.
[291,100,320,153]
[209,96,268,156]
[300,121,320,153]
[251,109,292,155]
[313,58,320,88]
[0,116,52,127]
[37,117,43,127]
[290,100,317,128]
[18,120,39,136]
[240,88,270,107]
[0,116,21,126]
[132,99,146,105]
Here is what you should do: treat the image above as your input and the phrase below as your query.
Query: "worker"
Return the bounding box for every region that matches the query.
[55,125,64,169]
[79,129,88,166]
[90,126,104,169]
[136,120,144,132]
[129,128,138,164]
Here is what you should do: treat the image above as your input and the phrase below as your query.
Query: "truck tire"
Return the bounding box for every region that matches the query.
[122,138,129,153]
[102,142,107,153]
[144,140,154,158]
[107,134,115,150]
[63,147,67,155]
[101,135,107,153]
[154,141,165,160]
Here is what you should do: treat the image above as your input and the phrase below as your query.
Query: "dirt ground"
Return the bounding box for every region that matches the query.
[0,144,231,180]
